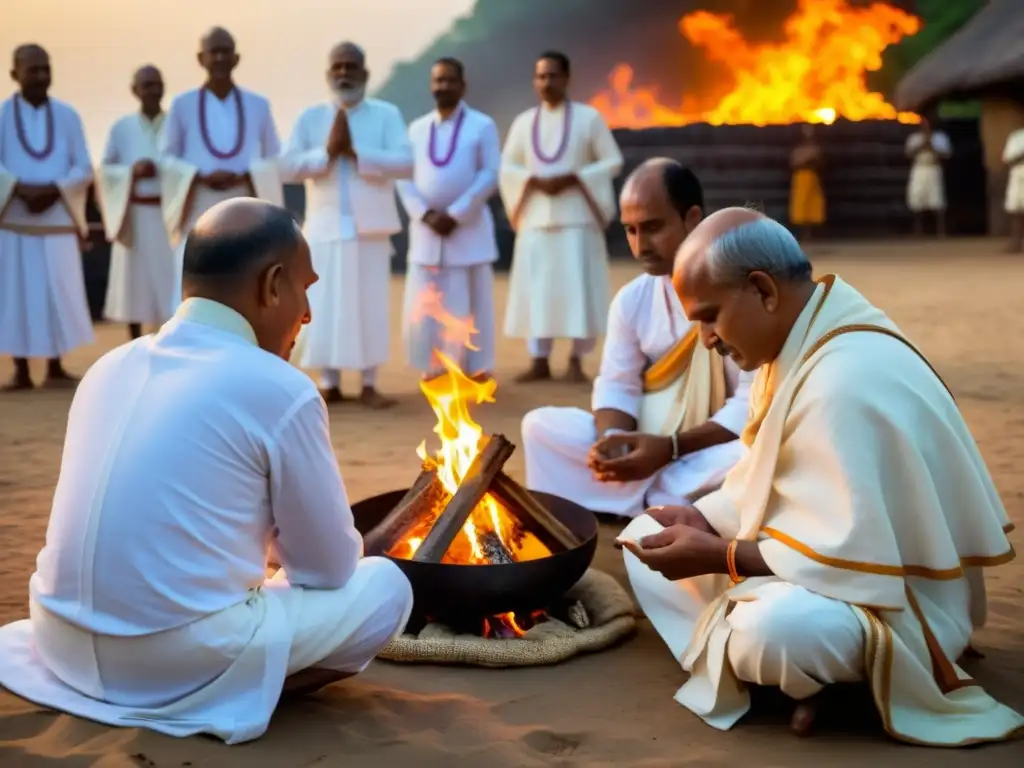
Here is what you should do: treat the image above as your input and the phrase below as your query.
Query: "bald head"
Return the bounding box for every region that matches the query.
[198,27,238,81]
[328,41,369,105]
[12,44,47,69]
[131,64,164,113]
[11,44,51,101]
[619,158,703,276]
[132,64,161,87]
[200,26,235,51]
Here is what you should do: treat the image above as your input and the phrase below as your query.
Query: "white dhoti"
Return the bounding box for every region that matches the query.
[504,225,608,352]
[403,262,495,375]
[104,204,176,325]
[1004,166,1024,213]
[907,165,946,212]
[169,185,253,309]
[522,407,745,518]
[621,514,865,729]
[0,557,413,744]
[0,230,94,358]
[298,235,393,388]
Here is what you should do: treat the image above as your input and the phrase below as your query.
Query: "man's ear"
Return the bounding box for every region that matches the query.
[259,263,284,308]
[685,205,703,232]
[748,271,780,313]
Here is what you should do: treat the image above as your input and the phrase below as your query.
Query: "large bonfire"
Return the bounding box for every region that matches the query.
[589,0,921,128]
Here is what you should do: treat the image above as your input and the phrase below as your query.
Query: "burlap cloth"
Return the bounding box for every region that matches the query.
[379,569,637,667]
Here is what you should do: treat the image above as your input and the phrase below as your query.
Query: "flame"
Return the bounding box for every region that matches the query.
[388,289,551,566]
[483,609,549,639]
[589,0,921,128]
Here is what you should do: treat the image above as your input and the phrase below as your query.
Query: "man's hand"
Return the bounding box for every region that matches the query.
[200,170,240,190]
[588,431,673,483]
[423,209,458,236]
[326,110,355,160]
[529,174,577,196]
[132,159,158,179]
[646,504,718,535]
[619,524,727,581]
[16,182,61,213]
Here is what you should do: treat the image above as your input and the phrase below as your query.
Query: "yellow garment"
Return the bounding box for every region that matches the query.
[691,274,1021,746]
[789,168,825,226]
[637,326,727,436]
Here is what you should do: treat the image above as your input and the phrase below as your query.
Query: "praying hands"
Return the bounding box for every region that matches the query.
[326,109,355,160]
[15,182,61,214]
[529,173,577,195]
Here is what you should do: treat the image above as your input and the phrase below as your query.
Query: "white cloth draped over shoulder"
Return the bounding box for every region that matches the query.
[281,98,413,373]
[624,275,1022,746]
[159,87,282,308]
[523,275,752,518]
[397,102,500,374]
[1002,128,1024,213]
[0,95,94,358]
[95,112,176,325]
[0,298,412,743]
[500,101,623,342]
[905,130,951,212]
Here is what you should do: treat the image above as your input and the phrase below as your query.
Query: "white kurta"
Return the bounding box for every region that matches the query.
[0,96,94,359]
[522,275,752,518]
[96,112,176,325]
[281,98,413,374]
[0,298,412,744]
[1002,128,1024,213]
[397,102,500,374]
[623,276,1023,746]
[905,131,951,212]
[500,101,623,344]
[159,87,283,307]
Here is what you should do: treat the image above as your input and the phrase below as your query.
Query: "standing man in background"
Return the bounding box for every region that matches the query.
[1001,124,1024,254]
[281,42,412,409]
[398,57,500,382]
[96,65,176,340]
[788,124,825,244]
[160,26,282,307]
[905,117,951,237]
[0,44,93,391]
[500,51,623,384]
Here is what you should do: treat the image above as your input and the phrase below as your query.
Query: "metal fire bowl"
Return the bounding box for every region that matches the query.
[352,488,599,621]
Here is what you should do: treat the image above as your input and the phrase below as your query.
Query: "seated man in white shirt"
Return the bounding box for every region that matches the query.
[0,198,413,744]
[521,160,753,519]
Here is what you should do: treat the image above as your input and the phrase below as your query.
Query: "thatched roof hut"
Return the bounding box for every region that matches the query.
[894,0,1024,236]
[894,0,1024,112]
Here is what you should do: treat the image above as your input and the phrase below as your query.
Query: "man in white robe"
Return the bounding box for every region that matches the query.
[905,117,951,237]
[96,64,175,339]
[618,207,1023,744]
[1002,125,1024,254]
[398,57,499,381]
[0,44,93,390]
[281,42,413,409]
[523,160,751,519]
[0,199,413,744]
[160,27,282,308]
[500,51,623,383]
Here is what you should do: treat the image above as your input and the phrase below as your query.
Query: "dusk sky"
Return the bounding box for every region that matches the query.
[3,0,476,153]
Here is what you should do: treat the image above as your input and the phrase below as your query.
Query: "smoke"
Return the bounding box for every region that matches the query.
[374,0,916,129]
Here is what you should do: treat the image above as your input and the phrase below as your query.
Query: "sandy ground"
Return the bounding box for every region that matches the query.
[0,239,1022,766]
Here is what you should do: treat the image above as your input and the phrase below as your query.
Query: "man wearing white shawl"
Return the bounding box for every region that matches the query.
[0,44,94,391]
[96,65,175,338]
[619,207,1022,744]
[160,27,282,308]
[522,160,752,519]
[500,51,623,383]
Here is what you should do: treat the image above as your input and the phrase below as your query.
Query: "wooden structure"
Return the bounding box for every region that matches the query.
[895,0,1024,236]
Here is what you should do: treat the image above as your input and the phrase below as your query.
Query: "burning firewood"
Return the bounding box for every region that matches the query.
[363,466,446,555]
[412,434,516,563]
[489,471,582,552]
[479,531,515,565]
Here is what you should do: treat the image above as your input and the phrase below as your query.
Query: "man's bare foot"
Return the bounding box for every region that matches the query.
[281,667,356,698]
[320,387,343,404]
[564,356,589,383]
[1003,242,1023,254]
[790,700,818,736]
[359,387,397,410]
[42,366,79,389]
[514,358,551,383]
[2,373,33,391]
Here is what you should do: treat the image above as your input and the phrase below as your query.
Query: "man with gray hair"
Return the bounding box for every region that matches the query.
[618,207,1021,743]
[281,42,413,409]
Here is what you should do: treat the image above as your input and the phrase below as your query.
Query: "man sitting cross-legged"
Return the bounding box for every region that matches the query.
[521,159,753,519]
[0,198,413,744]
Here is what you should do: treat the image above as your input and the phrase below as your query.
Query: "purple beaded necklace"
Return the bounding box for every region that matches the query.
[428,106,466,167]
[198,86,246,160]
[531,101,572,164]
[12,95,55,161]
